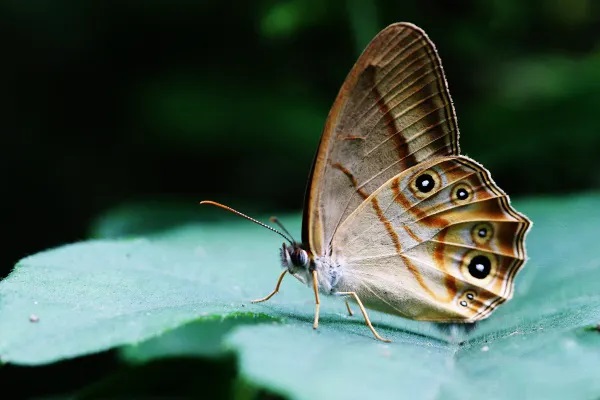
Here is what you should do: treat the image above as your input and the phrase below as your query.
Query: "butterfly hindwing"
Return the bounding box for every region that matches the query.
[331,156,531,322]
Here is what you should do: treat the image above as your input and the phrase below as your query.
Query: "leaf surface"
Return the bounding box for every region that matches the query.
[1,194,599,399]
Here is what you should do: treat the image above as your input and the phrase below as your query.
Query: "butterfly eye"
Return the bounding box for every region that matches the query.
[411,170,441,198]
[291,248,309,268]
[451,183,472,204]
[471,222,493,245]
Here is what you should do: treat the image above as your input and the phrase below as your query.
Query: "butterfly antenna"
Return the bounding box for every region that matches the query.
[200,200,294,244]
[269,216,297,243]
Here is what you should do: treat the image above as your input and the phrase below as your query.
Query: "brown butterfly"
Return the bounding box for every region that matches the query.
[202,22,531,342]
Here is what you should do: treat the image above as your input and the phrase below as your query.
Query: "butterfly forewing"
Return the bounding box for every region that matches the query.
[303,23,460,255]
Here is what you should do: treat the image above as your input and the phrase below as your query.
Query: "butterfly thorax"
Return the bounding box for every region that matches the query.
[312,255,343,294]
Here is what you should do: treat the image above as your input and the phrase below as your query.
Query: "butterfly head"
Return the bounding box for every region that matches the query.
[280,243,311,274]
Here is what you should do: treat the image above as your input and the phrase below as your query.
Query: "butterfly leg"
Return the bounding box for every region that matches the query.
[251,270,287,303]
[336,292,391,342]
[311,270,321,329]
[345,300,354,316]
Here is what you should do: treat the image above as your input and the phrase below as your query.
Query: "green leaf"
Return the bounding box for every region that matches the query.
[0,223,295,365]
[1,193,600,399]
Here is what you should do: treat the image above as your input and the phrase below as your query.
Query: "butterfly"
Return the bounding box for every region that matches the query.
[202,22,531,342]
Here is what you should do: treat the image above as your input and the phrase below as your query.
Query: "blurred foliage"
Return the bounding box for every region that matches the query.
[2,0,600,397]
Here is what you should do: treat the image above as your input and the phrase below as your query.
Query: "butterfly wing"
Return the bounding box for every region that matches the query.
[303,23,460,255]
[331,156,531,321]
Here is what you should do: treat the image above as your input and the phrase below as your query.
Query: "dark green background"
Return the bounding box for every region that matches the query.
[2,0,599,397]
[3,0,600,276]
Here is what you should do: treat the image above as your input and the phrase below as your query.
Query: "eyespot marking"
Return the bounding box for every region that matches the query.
[458,290,477,309]
[471,222,493,245]
[416,174,434,193]
[468,255,491,279]
[451,183,473,204]
[410,169,441,198]
[460,251,497,286]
